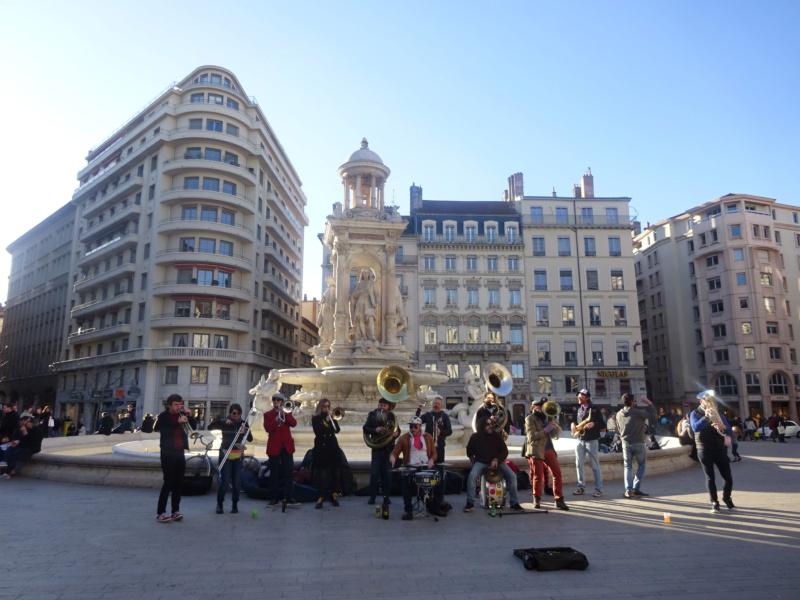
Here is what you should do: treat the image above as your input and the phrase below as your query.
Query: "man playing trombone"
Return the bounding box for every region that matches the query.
[153,394,196,523]
[263,393,299,509]
[208,404,253,514]
[416,395,452,513]
[525,399,569,511]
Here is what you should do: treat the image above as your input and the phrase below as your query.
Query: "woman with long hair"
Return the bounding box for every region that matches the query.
[311,398,342,509]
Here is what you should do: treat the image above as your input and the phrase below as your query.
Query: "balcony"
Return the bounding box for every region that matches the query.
[154,247,253,273]
[74,261,137,293]
[436,342,512,353]
[68,323,133,344]
[71,293,134,320]
[162,156,257,186]
[154,347,239,361]
[265,189,307,234]
[166,126,258,158]
[80,203,142,243]
[149,313,252,333]
[76,233,139,269]
[259,327,299,351]
[521,214,631,228]
[263,272,300,303]
[264,218,302,259]
[152,280,252,303]
[158,217,254,243]
[82,176,144,220]
[418,234,523,246]
[160,185,255,213]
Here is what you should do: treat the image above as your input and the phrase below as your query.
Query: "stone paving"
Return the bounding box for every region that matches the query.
[1,439,798,600]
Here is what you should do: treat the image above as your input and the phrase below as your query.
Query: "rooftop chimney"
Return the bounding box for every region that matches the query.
[580,168,594,198]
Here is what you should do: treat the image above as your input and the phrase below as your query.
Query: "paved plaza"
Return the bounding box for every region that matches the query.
[1,440,798,600]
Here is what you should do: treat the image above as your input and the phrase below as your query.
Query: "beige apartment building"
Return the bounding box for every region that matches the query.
[42,66,308,426]
[634,194,800,422]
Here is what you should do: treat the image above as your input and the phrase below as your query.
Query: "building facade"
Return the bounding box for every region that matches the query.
[42,66,308,426]
[634,194,800,422]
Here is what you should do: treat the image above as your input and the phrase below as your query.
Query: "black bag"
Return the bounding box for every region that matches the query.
[513,547,589,571]
[180,475,212,496]
[516,470,531,490]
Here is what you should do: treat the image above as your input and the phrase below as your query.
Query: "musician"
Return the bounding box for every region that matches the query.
[390,417,437,521]
[475,391,510,434]
[464,417,524,512]
[153,394,196,523]
[615,394,657,499]
[570,389,605,497]
[363,397,399,506]
[524,399,569,510]
[208,403,253,514]
[691,394,735,513]
[311,398,342,509]
[263,393,299,509]
[416,395,452,509]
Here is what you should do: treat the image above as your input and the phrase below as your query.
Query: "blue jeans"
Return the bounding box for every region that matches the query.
[466,461,519,506]
[575,439,602,490]
[622,442,647,492]
[217,450,243,505]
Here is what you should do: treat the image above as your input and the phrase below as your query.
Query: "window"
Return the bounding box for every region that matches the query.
[765,297,776,313]
[466,255,477,270]
[486,226,497,243]
[761,272,773,286]
[581,207,593,224]
[460,322,477,345]
[564,341,577,365]
[445,225,455,242]
[584,269,599,291]
[424,326,436,345]
[509,289,521,307]
[191,366,209,384]
[208,93,223,105]
[445,323,458,343]
[423,225,434,241]
[712,324,727,338]
[531,237,545,256]
[740,297,749,309]
[610,269,624,290]
[467,287,478,306]
[537,341,551,366]
[769,373,789,394]
[200,207,217,222]
[445,255,456,270]
[744,347,755,360]
[461,225,475,242]
[538,375,552,394]
[555,207,568,224]
[175,300,191,317]
[487,256,498,271]
[185,147,202,159]
[559,269,573,290]
[710,300,724,314]
[534,269,547,290]
[591,341,604,365]
[203,178,220,192]
[736,273,746,285]
[182,206,198,220]
[589,305,601,326]
[424,287,436,306]
[708,277,721,291]
[733,248,744,261]
[219,241,233,256]
[608,237,621,256]
[226,123,239,137]
[221,210,235,225]
[204,148,221,162]
[617,341,630,365]
[488,287,500,306]
[613,305,627,326]
[510,323,523,345]
[510,363,524,379]
[745,373,761,394]
[536,305,549,326]
[741,322,752,334]
[180,237,195,252]
[557,236,571,256]
[184,176,199,190]
[584,237,596,256]
[706,255,719,267]
[508,255,519,271]
[769,347,782,360]
[223,181,237,195]
[206,119,223,132]
[445,287,458,306]
[172,333,188,347]
[488,323,502,343]
[199,238,216,253]
[192,333,210,348]
[507,227,518,243]
[730,224,741,238]
[714,349,730,362]
[767,322,779,335]
[715,374,738,396]
[606,207,619,224]
[188,118,202,130]
[177,268,193,284]
[190,93,204,103]
[164,366,178,384]
[530,206,543,224]
[224,151,238,165]
[424,255,435,270]
[197,268,214,286]
[219,367,231,386]
[562,305,576,326]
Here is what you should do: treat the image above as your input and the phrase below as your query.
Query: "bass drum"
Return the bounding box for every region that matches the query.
[479,468,507,508]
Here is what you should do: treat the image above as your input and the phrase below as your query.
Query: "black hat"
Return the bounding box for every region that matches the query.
[378,398,391,406]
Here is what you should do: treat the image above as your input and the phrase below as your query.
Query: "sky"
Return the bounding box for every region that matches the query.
[1,0,798,303]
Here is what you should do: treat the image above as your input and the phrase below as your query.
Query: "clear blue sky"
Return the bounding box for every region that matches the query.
[1,0,798,303]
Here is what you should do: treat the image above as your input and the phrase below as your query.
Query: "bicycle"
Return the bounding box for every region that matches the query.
[184,434,215,478]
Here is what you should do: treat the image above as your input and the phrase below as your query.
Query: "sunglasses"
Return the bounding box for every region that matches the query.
[231,411,241,415]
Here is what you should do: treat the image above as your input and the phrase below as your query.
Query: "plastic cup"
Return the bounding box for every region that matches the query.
[663,512,671,523]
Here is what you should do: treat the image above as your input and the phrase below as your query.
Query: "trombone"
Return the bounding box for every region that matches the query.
[217,406,257,473]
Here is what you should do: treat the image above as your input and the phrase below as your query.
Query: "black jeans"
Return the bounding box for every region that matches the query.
[369,449,391,501]
[158,450,186,515]
[698,447,733,503]
[268,449,294,502]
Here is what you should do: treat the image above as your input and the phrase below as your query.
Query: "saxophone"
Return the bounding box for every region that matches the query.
[572,408,593,438]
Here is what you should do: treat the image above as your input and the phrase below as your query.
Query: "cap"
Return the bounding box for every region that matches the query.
[533,398,546,407]
[378,397,391,406]
[408,416,423,426]
[577,389,590,397]
[271,393,286,402]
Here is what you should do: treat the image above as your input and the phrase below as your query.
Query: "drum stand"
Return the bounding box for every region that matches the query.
[413,483,437,521]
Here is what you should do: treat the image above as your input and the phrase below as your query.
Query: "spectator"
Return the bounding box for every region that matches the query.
[1,414,44,479]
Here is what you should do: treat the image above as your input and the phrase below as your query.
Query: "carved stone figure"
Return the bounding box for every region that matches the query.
[350,268,379,342]
[316,277,335,343]
[394,278,407,335]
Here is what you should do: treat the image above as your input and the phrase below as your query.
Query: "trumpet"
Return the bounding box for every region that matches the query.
[180,410,199,440]
[277,399,295,424]
[331,407,346,421]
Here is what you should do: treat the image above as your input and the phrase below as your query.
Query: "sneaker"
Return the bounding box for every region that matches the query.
[573,487,585,495]
[633,490,650,497]
[593,489,603,497]
[711,502,721,514]
[510,503,525,512]
[170,512,184,521]
[0,473,13,480]
[285,498,300,507]
[555,498,570,511]
[463,502,474,512]
[723,497,736,510]
[267,500,280,508]
[624,491,636,498]
[533,496,541,509]
[401,511,413,521]
[156,513,173,523]
[315,501,323,510]
[216,505,224,514]
[330,498,340,507]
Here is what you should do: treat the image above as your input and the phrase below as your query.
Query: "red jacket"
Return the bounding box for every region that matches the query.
[263,408,296,456]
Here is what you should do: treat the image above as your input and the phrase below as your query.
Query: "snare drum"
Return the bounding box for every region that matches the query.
[414,470,438,488]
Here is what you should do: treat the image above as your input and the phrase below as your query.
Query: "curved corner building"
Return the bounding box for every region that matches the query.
[54,66,308,424]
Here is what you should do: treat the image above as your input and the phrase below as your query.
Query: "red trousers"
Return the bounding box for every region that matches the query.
[528,449,563,499]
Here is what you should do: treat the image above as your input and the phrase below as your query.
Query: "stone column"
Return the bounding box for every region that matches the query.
[332,244,350,345]
[384,243,398,343]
